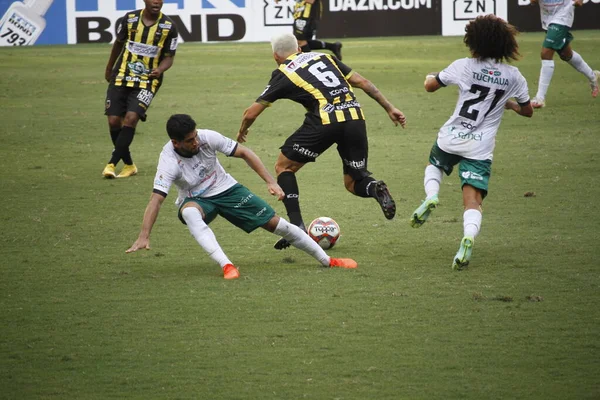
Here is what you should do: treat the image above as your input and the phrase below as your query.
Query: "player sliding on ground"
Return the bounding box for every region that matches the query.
[409,15,533,270]
[126,114,357,279]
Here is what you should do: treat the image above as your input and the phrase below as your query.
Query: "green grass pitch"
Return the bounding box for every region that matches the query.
[1,31,599,399]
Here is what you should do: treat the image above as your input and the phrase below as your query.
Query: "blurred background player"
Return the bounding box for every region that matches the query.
[126,114,358,279]
[102,0,178,179]
[277,0,343,60]
[529,0,599,108]
[237,33,406,250]
[410,15,533,270]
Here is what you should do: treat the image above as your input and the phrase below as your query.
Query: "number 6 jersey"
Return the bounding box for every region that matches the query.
[256,52,365,127]
[436,57,530,161]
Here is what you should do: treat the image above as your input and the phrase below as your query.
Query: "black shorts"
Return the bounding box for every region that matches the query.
[293,17,318,41]
[280,119,371,180]
[104,84,160,121]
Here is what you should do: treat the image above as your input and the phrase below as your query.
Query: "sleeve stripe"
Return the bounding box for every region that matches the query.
[228,143,238,157]
[518,100,531,107]
[153,189,168,198]
[435,74,447,87]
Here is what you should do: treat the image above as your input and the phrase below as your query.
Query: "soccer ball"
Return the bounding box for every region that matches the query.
[308,217,340,250]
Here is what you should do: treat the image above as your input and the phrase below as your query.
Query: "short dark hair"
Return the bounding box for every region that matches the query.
[166,114,197,141]
[464,15,520,63]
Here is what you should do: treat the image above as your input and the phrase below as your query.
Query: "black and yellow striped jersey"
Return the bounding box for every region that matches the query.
[111,9,178,90]
[257,52,365,126]
[293,0,322,21]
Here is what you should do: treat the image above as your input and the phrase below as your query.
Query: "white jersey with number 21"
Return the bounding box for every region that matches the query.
[436,57,529,161]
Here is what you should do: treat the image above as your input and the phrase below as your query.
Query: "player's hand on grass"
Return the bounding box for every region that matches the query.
[236,129,249,143]
[126,238,150,253]
[268,182,285,201]
[389,108,407,128]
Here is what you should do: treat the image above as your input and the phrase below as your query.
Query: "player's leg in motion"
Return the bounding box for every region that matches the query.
[559,44,600,98]
[274,170,306,250]
[265,216,357,269]
[307,40,343,61]
[452,185,483,271]
[347,175,396,220]
[410,164,442,227]
[109,111,139,178]
[532,47,555,108]
[181,205,239,279]
[103,115,123,178]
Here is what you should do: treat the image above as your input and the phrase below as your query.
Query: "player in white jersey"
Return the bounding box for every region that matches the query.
[126,114,358,279]
[409,15,534,270]
[529,0,599,108]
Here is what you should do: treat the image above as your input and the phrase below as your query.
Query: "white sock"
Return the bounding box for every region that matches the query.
[273,218,330,266]
[567,51,595,81]
[424,165,442,199]
[463,209,482,239]
[535,60,555,100]
[181,207,232,268]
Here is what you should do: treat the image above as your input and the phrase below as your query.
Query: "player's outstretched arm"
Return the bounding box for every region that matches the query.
[126,192,167,253]
[505,99,534,118]
[347,72,407,128]
[237,102,268,143]
[233,145,285,200]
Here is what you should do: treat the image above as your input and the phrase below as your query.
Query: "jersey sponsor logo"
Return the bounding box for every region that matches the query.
[334,100,361,110]
[127,41,160,58]
[293,143,319,158]
[154,175,169,190]
[450,126,483,141]
[329,87,349,96]
[127,17,138,23]
[343,158,366,169]
[137,89,154,106]
[322,103,335,113]
[461,171,484,180]
[235,193,254,208]
[170,37,178,51]
[256,207,267,217]
[285,53,316,72]
[158,22,172,29]
[481,68,501,77]
[125,75,148,83]
[128,61,150,76]
[460,121,477,130]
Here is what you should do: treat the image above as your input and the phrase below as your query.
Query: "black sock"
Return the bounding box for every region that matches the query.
[353,176,377,198]
[110,128,120,146]
[307,40,325,50]
[277,171,304,227]
[109,126,135,165]
[300,44,311,52]
[308,40,337,51]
